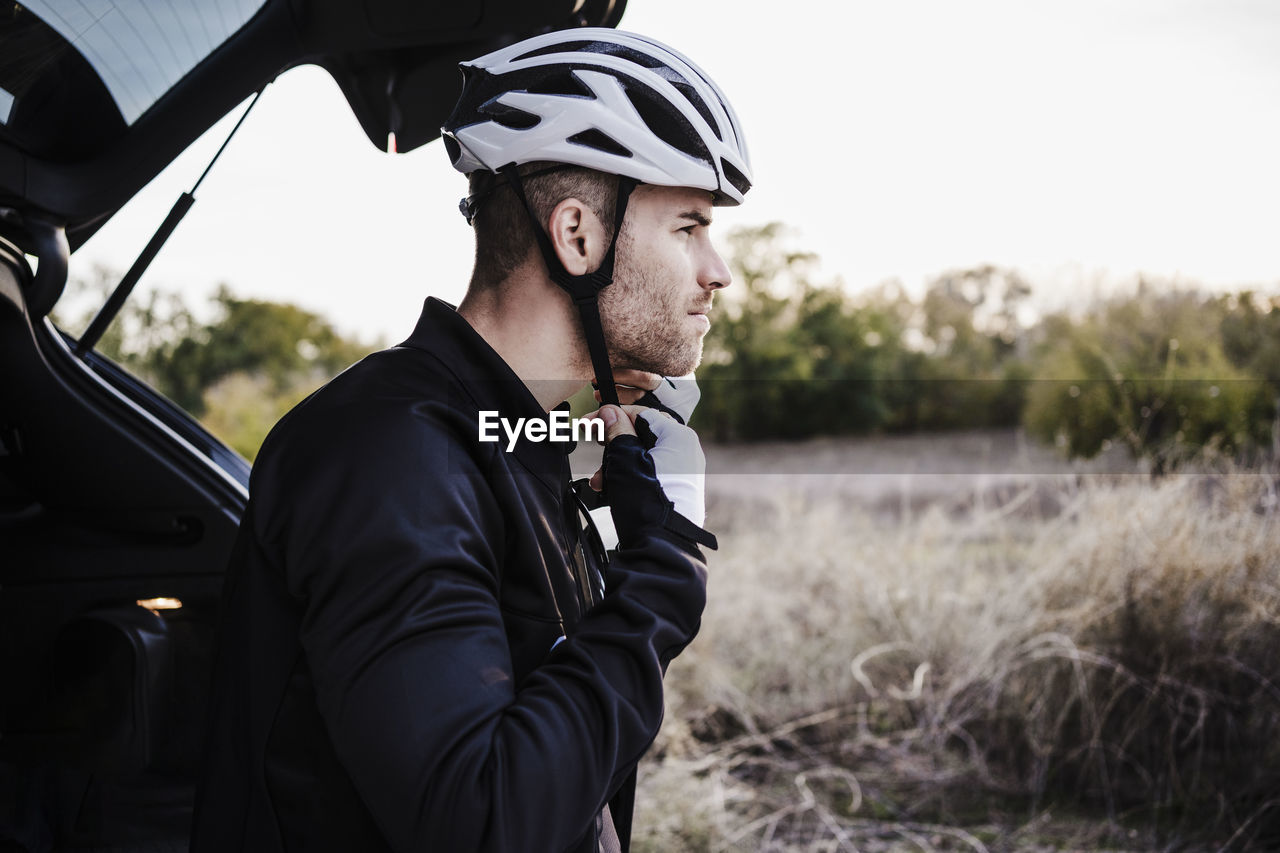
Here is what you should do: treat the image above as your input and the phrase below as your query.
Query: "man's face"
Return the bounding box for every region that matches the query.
[599,185,732,377]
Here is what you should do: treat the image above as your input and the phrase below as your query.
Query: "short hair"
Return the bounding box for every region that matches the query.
[468,162,620,286]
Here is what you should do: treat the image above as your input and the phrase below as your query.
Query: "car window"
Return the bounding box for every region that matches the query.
[0,1,265,158]
[22,1,267,125]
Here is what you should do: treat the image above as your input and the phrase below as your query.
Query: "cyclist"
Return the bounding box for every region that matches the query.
[192,27,751,853]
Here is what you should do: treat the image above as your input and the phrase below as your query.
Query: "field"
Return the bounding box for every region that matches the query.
[597,431,1280,852]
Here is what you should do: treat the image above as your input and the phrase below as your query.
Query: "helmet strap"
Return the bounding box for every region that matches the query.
[500,165,638,407]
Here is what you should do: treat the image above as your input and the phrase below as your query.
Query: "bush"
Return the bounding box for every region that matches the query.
[1024,286,1276,465]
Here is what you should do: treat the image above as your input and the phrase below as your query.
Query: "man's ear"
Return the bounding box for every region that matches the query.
[547,197,607,277]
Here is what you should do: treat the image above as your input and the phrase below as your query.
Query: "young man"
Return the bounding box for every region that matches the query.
[191,29,751,853]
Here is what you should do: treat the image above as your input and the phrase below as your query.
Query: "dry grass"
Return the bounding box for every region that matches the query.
[630,438,1280,852]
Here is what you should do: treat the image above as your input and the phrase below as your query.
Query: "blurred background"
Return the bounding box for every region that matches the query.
[55,1,1280,849]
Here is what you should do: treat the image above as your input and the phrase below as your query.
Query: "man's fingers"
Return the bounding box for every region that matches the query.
[585,405,637,444]
[619,404,672,421]
[593,387,648,405]
[593,370,662,405]
[617,386,648,405]
[589,466,603,492]
[610,369,663,392]
[602,405,637,443]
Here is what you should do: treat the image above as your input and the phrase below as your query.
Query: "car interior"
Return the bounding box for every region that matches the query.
[0,1,626,849]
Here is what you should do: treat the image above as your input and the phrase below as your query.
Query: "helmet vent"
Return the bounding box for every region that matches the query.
[721,159,752,196]
[480,100,541,130]
[625,85,710,164]
[525,68,595,99]
[516,41,656,69]
[669,80,720,142]
[567,129,632,158]
[514,41,594,62]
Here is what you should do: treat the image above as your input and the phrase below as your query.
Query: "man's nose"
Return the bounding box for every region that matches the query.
[698,245,732,291]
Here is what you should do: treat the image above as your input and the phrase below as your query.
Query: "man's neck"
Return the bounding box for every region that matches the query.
[457,272,591,412]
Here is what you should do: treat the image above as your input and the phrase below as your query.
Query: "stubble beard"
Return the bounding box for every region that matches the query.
[597,244,705,378]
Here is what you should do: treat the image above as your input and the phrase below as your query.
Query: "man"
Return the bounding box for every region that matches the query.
[191,28,751,853]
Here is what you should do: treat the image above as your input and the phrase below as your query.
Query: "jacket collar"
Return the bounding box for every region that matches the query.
[400,297,579,486]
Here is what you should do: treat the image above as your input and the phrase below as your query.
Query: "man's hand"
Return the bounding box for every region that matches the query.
[585,405,644,492]
[586,405,707,528]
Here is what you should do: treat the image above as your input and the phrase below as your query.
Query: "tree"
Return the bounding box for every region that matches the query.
[1023,284,1275,463]
[156,285,371,414]
[698,224,886,441]
[699,228,1035,441]
[55,272,376,459]
[908,266,1032,431]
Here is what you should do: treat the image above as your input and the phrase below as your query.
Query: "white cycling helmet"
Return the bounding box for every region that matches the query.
[441,28,752,205]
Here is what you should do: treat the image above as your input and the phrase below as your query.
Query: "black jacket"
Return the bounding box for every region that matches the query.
[190,298,712,852]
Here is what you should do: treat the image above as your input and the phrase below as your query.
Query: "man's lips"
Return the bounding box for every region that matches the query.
[687,298,714,330]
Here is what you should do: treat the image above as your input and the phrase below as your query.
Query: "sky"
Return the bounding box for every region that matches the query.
[67,0,1280,344]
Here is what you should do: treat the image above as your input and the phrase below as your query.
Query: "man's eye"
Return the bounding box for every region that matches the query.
[678,225,696,235]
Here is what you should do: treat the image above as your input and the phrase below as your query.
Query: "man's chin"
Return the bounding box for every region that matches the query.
[672,342,704,376]
[632,346,701,379]
[617,354,699,379]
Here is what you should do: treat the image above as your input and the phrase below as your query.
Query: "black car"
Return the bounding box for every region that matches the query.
[0,2,626,849]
